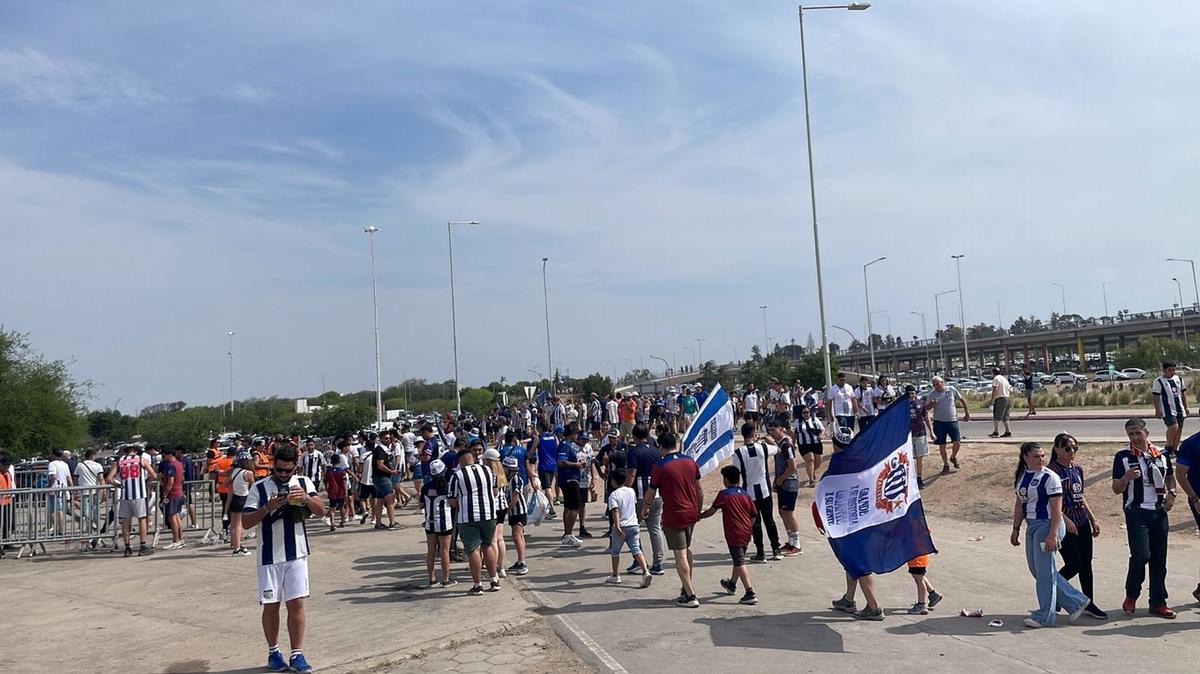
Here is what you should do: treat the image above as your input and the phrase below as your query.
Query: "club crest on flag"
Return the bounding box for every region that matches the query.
[682,383,735,477]
[875,452,910,513]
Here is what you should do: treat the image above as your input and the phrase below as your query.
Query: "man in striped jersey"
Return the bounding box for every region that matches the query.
[298,439,325,493]
[1153,361,1189,458]
[732,423,782,562]
[448,448,501,596]
[1111,417,1177,618]
[106,444,158,557]
[242,445,325,673]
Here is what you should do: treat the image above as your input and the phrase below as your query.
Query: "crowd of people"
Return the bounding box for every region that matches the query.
[3,361,1194,672]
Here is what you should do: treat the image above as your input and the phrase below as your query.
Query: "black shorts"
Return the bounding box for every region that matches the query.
[728,544,748,567]
[589,420,601,431]
[745,411,760,422]
[229,494,247,512]
[562,480,582,510]
[908,566,927,576]
[798,443,823,456]
[1164,415,1186,430]
[496,508,508,524]
[508,513,527,528]
[777,489,798,512]
[329,498,345,509]
[538,470,556,489]
[358,484,374,500]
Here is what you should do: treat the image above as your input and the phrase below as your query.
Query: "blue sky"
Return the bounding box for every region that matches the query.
[2,1,1198,411]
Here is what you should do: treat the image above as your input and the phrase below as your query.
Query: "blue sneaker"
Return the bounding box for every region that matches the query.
[266,651,288,672]
[648,564,665,576]
[288,652,313,673]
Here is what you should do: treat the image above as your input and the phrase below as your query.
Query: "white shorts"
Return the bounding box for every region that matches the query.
[912,435,929,458]
[257,558,310,605]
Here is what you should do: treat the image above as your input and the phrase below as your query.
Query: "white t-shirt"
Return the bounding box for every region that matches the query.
[607,486,638,529]
[606,400,619,423]
[743,392,759,413]
[401,432,417,453]
[853,387,877,417]
[47,459,72,491]
[992,375,1013,398]
[826,383,855,417]
[74,460,103,487]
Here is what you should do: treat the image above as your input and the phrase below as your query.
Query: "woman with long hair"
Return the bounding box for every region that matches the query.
[1010,441,1090,627]
[1048,433,1106,619]
[486,451,511,577]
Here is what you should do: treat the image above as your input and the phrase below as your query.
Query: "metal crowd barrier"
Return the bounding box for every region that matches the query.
[0,478,221,559]
[0,483,118,558]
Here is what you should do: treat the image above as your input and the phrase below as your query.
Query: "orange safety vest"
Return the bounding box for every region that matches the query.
[0,470,12,505]
[254,451,271,479]
[210,456,234,494]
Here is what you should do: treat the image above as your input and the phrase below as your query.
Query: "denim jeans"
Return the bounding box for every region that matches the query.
[638,496,664,566]
[1025,518,1088,625]
[1124,507,1169,606]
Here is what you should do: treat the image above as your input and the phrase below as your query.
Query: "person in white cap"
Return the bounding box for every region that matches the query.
[422,459,455,588]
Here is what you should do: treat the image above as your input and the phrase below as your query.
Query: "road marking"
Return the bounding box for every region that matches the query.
[521,584,629,674]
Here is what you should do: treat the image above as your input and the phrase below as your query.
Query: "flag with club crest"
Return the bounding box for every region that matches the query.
[682,383,735,477]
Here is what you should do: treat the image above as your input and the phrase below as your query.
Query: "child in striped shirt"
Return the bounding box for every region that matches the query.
[422,460,455,588]
[503,456,529,576]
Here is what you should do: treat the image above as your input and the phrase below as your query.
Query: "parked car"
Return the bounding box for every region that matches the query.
[1036,372,1055,385]
[1093,370,1130,382]
[1051,371,1086,385]
[1119,368,1147,379]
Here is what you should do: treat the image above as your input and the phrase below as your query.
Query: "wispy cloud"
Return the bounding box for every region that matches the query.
[0,47,165,108]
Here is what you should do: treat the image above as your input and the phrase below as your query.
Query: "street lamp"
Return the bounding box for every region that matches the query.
[363,226,383,428]
[650,355,670,375]
[798,1,871,390]
[1173,277,1189,348]
[604,360,616,382]
[951,254,969,376]
[528,368,542,380]
[1167,258,1200,310]
[696,338,705,367]
[863,255,886,375]
[759,305,769,358]
[447,219,480,415]
[541,257,554,395]
[684,346,696,369]
[1102,282,1112,319]
[934,289,957,375]
[225,330,236,413]
[1052,282,1067,316]
[911,311,930,373]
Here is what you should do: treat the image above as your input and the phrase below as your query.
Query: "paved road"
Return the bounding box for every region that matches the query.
[955,417,1142,442]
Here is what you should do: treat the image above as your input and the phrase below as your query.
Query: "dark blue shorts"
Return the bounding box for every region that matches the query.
[932,420,960,445]
[777,489,799,512]
[1163,414,1186,430]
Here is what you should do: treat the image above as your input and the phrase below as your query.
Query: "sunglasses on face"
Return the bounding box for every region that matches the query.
[273,465,296,475]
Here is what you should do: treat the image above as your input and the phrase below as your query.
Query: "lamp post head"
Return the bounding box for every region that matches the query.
[226,331,235,336]
[847,2,870,9]
[363,226,379,234]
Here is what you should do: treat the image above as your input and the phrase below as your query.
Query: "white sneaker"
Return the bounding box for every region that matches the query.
[498,568,508,578]
[641,573,653,588]
[163,541,181,550]
[605,575,622,584]
[1023,618,1044,629]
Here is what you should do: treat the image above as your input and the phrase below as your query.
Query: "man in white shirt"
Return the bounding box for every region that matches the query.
[46,448,73,534]
[825,372,855,430]
[988,367,1014,438]
[1153,360,1190,456]
[732,422,781,561]
[743,384,761,430]
[852,377,878,430]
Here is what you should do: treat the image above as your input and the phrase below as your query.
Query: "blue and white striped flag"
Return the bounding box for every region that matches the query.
[813,398,936,578]
[682,383,735,477]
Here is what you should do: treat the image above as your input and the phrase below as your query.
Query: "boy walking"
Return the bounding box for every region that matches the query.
[604,470,652,588]
[699,465,758,605]
[906,547,944,615]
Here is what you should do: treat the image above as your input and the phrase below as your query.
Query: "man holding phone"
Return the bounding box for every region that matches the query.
[1111,417,1176,619]
[242,445,326,673]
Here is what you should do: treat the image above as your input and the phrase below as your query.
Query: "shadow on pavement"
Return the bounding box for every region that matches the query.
[534,596,684,616]
[695,611,845,653]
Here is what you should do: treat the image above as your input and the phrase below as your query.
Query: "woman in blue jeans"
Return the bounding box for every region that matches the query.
[1009,441,1090,628]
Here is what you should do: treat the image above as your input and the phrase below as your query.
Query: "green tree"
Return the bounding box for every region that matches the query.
[579,373,613,398]
[1115,337,1194,372]
[87,409,138,443]
[311,401,375,437]
[0,328,88,458]
[459,388,495,417]
[137,407,224,451]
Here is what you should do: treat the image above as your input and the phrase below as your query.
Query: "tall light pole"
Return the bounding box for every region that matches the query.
[541,257,554,395]
[934,290,956,375]
[696,338,705,366]
[951,254,969,375]
[997,300,1004,330]
[798,1,871,390]
[911,311,930,373]
[1173,277,1189,347]
[1102,282,1111,319]
[363,226,383,428]
[604,361,616,382]
[863,255,886,375]
[650,355,670,376]
[447,219,480,415]
[1167,258,1199,310]
[759,305,770,358]
[1052,282,1067,316]
[225,330,236,413]
[684,346,696,370]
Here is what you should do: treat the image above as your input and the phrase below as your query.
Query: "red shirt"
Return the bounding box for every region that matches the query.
[325,467,347,500]
[711,486,756,547]
[650,453,701,529]
[161,458,185,498]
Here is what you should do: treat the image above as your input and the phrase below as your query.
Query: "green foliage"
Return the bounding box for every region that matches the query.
[86,409,138,442]
[738,352,835,391]
[578,373,613,398]
[137,407,224,451]
[311,400,375,437]
[459,388,495,417]
[0,328,88,458]
[1115,337,1194,372]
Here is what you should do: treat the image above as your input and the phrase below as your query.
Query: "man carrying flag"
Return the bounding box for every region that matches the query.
[814,393,937,621]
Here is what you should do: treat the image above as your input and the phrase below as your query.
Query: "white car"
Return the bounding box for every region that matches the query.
[1093,370,1129,382]
[1119,368,1147,379]
[1051,371,1086,385]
